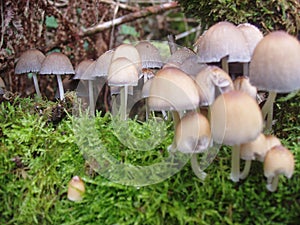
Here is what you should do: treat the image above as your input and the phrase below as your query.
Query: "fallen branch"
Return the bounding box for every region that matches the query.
[80,1,179,36]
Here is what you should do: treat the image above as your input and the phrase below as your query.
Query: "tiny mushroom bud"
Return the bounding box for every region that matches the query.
[264,145,295,192]
[67,176,86,201]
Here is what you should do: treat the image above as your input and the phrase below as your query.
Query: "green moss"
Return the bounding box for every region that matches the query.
[0,93,299,224]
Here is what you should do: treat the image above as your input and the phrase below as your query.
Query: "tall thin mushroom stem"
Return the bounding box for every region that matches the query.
[88,80,95,116]
[32,73,41,97]
[266,175,279,192]
[56,74,65,101]
[239,159,252,180]
[230,145,241,182]
[191,153,207,180]
[261,91,277,131]
[119,86,128,120]
[221,55,229,74]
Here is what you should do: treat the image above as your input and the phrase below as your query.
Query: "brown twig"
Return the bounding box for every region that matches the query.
[80,1,179,36]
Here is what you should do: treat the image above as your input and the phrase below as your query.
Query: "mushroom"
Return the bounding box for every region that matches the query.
[15,49,45,97]
[148,67,200,150]
[40,52,75,101]
[237,23,263,76]
[195,65,233,106]
[264,145,294,192]
[67,176,86,201]
[194,21,250,74]
[108,57,138,120]
[175,111,211,180]
[249,31,300,130]
[210,90,263,182]
[233,76,257,100]
[73,59,95,116]
[239,133,281,179]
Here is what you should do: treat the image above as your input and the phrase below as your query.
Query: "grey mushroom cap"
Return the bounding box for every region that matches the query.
[195,21,251,63]
[15,49,45,74]
[135,41,163,69]
[73,59,94,80]
[90,49,114,78]
[237,23,263,56]
[40,52,75,75]
[166,47,196,66]
[249,31,300,93]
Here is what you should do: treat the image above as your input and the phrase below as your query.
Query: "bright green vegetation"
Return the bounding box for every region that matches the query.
[0,92,299,224]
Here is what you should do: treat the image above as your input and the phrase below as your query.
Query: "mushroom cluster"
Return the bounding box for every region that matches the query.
[14,21,299,191]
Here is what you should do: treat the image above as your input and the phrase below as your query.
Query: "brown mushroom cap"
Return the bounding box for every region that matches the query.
[108,57,138,86]
[195,21,251,63]
[240,133,281,162]
[39,52,75,75]
[148,67,200,111]
[210,90,263,145]
[15,49,45,74]
[175,111,211,153]
[67,176,86,201]
[237,23,263,56]
[135,41,163,68]
[264,145,294,179]
[249,31,300,93]
[233,76,257,99]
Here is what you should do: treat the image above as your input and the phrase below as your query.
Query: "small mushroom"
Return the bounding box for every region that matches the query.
[15,49,45,97]
[67,176,86,201]
[40,52,75,101]
[210,90,263,182]
[264,145,294,192]
[249,31,300,130]
[175,111,211,180]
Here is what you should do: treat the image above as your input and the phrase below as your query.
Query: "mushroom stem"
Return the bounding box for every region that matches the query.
[221,56,229,74]
[56,74,65,101]
[168,110,181,152]
[32,73,42,97]
[266,175,279,192]
[261,91,277,131]
[230,145,241,182]
[120,86,128,120]
[191,153,207,180]
[239,159,252,180]
[243,62,249,76]
[88,80,95,116]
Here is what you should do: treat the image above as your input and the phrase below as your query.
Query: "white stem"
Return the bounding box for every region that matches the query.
[266,175,279,192]
[32,73,41,97]
[239,160,252,180]
[221,56,229,74]
[88,80,95,116]
[191,153,207,180]
[230,145,240,182]
[261,91,277,131]
[120,86,128,120]
[56,74,64,101]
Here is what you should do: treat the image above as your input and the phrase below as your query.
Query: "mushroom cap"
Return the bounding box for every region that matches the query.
[195,21,251,63]
[240,133,281,162]
[148,67,200,111]
[166,47,196,66]
[67,175,85,201]
[233,76,257,99]
[179,55,207,77]
[135,41,163,68]
[210,90,263,145]
[195,65,233,106]
[89,49,114,78]
[15,49,45,74]
[249,31,300,93]
[108,57,138,86]
[40,52,74,75]
[237,23,263,56]
[73,59,94,80]
[112,44,142,71]
[175,111,211,153]
[142,77,153,98]
[264,145,294,179]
